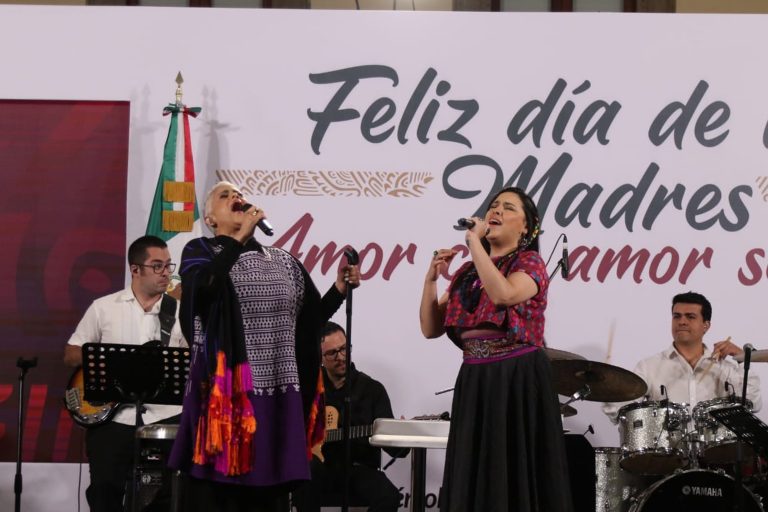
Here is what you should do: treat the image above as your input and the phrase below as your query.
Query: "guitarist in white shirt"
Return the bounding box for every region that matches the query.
[292,321,407,512]
[63,235,187,512]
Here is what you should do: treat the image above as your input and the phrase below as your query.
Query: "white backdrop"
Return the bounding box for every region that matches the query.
[3,5,768,510]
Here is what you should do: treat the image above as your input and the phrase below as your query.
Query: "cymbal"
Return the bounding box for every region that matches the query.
[734,350,768,363]
[560,403,578,417]
[545,347,587,361]
[551,359,648,402]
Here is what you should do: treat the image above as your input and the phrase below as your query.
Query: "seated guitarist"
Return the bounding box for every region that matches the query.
[63,235,187,512]
[292,321,408,512]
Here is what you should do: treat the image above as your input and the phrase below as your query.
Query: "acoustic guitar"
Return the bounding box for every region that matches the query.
[311,406,449,462]
[312,405,372,462]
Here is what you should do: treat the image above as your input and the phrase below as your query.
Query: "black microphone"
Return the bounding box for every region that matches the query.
[343,246,359,266]
[240,203,274,236]
[583,424,595,436]
[561,234,569,279]
[455,218,475,230]
[660,384,668,403]
[744,343,755,352]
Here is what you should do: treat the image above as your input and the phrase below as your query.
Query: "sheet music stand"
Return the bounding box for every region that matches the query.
[710,404,768,512]
[81,342,190,512]
[709,405,768,454]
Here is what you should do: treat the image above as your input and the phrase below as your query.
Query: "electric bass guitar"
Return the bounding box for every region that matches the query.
[62,338,170,428]
[63,366,121,427]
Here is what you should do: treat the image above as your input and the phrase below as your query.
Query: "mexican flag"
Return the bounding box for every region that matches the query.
[145,102,203,242]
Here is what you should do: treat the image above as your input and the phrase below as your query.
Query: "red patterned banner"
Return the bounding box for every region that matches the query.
[0,100,129,462]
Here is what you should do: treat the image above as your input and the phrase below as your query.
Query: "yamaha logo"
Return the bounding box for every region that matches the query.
[681,485,723,497]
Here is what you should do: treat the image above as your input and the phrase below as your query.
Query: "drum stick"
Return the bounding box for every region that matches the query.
[697,335,730,383]
[604,320,615,364]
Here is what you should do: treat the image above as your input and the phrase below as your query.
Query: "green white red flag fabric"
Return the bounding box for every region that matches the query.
[146,103,202,242]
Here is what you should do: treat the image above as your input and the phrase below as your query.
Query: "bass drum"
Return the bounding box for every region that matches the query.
[629,469,764,512]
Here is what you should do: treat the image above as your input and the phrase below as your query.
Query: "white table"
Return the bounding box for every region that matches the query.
[369,419,449,512]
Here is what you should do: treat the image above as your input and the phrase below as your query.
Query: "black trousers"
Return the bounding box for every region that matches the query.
[292,457,400,512]
[85,421,135,512]
[183,477,290,512]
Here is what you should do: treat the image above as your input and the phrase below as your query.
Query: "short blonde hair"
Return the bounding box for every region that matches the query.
[203,180,239,219]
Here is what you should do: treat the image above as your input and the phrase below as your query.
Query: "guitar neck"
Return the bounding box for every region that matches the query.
[324,424,373,443]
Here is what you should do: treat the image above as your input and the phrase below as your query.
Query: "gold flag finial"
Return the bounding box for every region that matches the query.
[175,72,184,106]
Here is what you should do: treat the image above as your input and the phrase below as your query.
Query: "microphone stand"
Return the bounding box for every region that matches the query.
[547,234,568,282]
[735,346,753,512]
[14,357,38,512]
[341,247,359,512]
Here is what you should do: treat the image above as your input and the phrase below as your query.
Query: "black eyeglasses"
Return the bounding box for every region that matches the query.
[137,263,176,274]
[322,346,347,359]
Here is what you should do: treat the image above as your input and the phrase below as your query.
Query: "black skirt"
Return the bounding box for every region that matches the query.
[441,348,574,512]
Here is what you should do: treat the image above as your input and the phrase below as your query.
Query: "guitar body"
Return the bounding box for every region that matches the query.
[311,405,340,462]
[63,367,120,428]
[309,407,446,462]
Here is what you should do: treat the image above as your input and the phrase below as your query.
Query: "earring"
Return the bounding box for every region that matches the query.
[519,223,540,249]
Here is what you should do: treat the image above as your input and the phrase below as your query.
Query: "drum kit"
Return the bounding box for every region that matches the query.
[547,347,767,512]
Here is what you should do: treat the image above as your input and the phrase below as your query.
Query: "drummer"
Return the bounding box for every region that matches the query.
[603,291,761,420]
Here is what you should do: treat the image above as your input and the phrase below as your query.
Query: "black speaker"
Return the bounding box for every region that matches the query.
[135,441,178,512]
[564,434,596,512]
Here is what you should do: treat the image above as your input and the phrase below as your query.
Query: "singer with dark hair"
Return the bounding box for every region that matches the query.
[419,187,573,512]
[603,291,761,419]
[168,181,361,512]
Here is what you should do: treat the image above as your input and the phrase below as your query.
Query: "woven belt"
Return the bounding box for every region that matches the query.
[462,336,537,363]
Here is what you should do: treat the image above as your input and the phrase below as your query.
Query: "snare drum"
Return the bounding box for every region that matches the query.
[629,469,763,511]
[618,401,690,475]
[595,447,653,512]
[693,397,755,466]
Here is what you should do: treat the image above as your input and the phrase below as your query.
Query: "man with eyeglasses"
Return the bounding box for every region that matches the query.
[292,321,406,512]
[63,235,186,512]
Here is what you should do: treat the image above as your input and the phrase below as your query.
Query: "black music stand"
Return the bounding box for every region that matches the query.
[709,405,768,454]
[709,405,768,512]
[82,342,190,512]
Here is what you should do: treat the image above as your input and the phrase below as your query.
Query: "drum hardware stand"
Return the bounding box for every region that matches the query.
[341,246,359,512]
[563,384,591,406]
[13,356,37,512]
[81,342,190,512]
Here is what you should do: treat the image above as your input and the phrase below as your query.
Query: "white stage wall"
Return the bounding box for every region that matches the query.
[3,5,768,510]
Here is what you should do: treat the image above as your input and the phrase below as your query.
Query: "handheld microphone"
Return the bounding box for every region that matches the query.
[744,343,755,352]
[344,246,360,265]
[455,218,475,230]
[240,203,274,236]
[561,234,569,279]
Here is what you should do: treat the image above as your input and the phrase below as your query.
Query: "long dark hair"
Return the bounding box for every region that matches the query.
[451,187,541,311]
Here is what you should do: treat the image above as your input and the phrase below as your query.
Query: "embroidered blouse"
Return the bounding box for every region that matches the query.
[443,250,548,347]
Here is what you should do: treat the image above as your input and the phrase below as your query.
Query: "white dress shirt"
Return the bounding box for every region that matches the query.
[603,343,762,422]
[67,288,187,425]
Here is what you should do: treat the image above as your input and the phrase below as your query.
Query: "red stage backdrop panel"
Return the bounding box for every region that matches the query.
[0,100,129,462]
